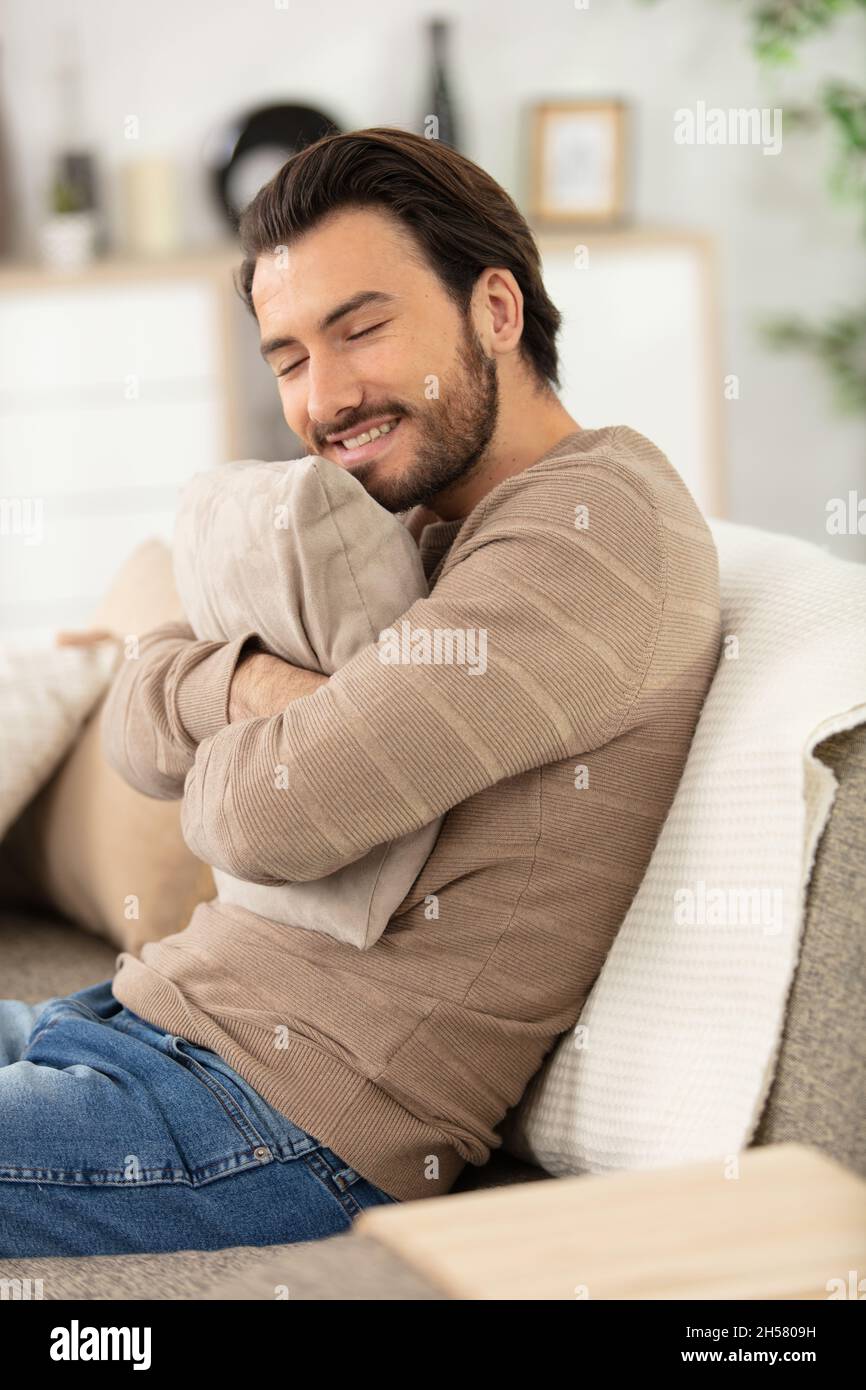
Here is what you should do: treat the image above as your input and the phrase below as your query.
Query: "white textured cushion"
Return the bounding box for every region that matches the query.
[172,455,443,949]
[502,519,866,1176]
[0,642,118,841]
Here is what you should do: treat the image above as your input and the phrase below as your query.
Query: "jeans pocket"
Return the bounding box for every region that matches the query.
[166,1036,278,1157]
[168,1035,321,1156]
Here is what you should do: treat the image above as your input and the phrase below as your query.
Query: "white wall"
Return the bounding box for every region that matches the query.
[1,0,864,558]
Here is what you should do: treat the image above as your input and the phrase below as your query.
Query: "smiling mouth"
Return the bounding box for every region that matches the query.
[334,417,399,450]
[327,416,403,465]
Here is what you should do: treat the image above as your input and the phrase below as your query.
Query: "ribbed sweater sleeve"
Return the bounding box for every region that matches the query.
[179,461,666,884]
[99,619,261,800]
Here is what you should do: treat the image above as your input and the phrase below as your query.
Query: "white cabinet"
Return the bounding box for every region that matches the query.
[537,230,725,520]
[0,249,245,642]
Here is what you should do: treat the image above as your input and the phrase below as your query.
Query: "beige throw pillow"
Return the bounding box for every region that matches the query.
[172,455,443,950]
[1,539,216,950]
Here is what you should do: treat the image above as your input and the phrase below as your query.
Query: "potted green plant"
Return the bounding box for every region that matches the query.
[37,162,98,269]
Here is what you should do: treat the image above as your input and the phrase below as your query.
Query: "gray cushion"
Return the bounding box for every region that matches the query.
[752,723,866,1177]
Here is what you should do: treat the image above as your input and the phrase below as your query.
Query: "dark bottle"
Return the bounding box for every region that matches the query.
[0,43,14,257]
[424,19,461,151]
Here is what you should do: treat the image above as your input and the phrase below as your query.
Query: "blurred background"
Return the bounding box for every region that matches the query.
[1,0,864,642]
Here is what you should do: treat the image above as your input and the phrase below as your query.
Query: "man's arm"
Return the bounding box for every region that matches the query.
[99,503,446,802]
[99,620,264,800]
[229,651,328,723]
[180,468,666,886]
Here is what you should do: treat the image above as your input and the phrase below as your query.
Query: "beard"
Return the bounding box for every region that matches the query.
[343,315,500,514]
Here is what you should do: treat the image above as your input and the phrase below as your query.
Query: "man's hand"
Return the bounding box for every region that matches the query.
[55,628,122,648]
[228,649,329,723]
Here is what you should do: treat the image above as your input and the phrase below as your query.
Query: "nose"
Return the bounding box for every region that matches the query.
[306,351,364,445]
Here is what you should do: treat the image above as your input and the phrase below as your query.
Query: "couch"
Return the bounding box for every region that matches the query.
[0,716,863,1299]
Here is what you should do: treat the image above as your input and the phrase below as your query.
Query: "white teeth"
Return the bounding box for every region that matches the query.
[340,419,396,450]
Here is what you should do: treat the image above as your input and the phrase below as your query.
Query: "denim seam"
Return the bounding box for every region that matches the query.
[0,1153,274,1187]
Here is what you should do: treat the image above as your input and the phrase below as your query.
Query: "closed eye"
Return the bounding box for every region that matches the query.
[349,320,389,341]
[277,321,390,379]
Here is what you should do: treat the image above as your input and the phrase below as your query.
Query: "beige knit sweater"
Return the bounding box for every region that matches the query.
[102,425,722,1202]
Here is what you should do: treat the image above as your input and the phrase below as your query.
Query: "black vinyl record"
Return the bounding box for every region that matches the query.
[208,103,341,229]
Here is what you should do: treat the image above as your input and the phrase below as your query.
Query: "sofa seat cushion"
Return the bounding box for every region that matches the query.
[0,1231,445,1301]
[0,907,117,1003]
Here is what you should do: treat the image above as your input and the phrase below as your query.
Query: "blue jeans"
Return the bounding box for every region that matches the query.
[0,979,399,1258]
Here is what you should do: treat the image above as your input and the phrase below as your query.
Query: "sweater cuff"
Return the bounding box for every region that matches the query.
[175,631,263,744]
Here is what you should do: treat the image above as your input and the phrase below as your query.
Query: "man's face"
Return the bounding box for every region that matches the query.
[253,205,499,513]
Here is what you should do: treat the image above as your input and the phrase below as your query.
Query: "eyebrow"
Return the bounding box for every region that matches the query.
[259,290,399,360]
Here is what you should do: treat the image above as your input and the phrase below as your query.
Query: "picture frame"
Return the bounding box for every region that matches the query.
[530,100,627,225]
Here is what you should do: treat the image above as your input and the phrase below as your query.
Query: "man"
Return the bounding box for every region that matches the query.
[0,128,721,1256]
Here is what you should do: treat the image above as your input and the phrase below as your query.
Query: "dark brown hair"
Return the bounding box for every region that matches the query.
[236,126,562,392]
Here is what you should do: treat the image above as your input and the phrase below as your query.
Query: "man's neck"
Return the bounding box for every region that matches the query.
[430,396,582,521]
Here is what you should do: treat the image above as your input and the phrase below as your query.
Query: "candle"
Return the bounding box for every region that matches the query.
[120,156,181,257]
